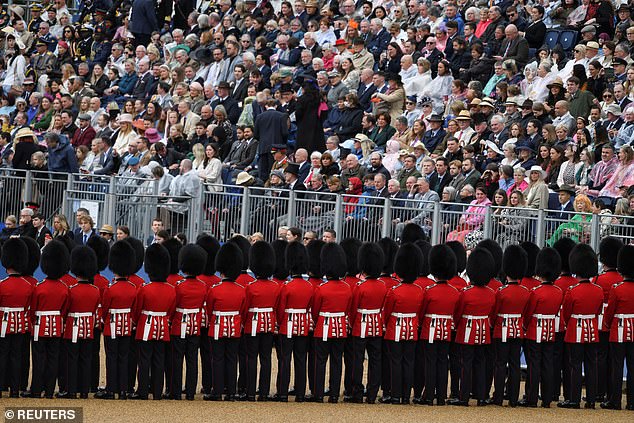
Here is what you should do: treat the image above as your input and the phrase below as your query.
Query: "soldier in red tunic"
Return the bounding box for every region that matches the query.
[490,245,531,407]
[310,242,353,403]
[420,244,460,406]
[306,239,325,396]
[412,239,434,403]
[447,241,468,291]
[551,237,577,403]
[204,242,246,401]
[349,242,387,404]
[131,244,176,400]
[19,237,40,397]
[558,244,603,409]
[377,237,399,402]
[276,241,313,402]
[29,240,70,399]
[195,235,221,397]
[594,236,624,403]
[444,240,467,401]
[270,239,288,398]
[0,238,33,398]
[170,244,208,400]
[520,242,542,290]
[243,241,280,401]
[382,243,424,404]
[98,241,138,400]
[449,248,497,407]
[601,244,634,410]
[340,237,362,403]
[162,237,183,397]
[520,247,564,408]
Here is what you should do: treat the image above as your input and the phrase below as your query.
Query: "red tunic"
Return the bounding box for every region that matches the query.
[134,281,176,341]
[419,281,460,342]
[520,277,541,291]
[562,280,603,343]
[312,279,352,340]
[0,275,34,336]
[31,279,69,340]
[490,282,530,341]
[448,275,468,291]
[102,278,137,338]
[272,277,288,286]
[198,274,220,328]
[129,273,146,288]
[171,276,207,338]
[522,283,564,343]
[61,273,77,288]
[453,285,496,345]
[206,279,246,339]
[414,276,436,290]
[487,278,503,290]
[244,278,280,336]
[603,280,634,342]
[592,270,623,330]
[63,282,101,342]
[93,273,110,330]
[379,275,400,290]
[383,283,423,342]
[167,273,182,287]
[236,272,255,288]
[277,276,314,337]
[554,274,578,332]
[350,278,387,338]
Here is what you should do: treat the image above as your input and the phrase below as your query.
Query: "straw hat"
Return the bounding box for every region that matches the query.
[455,110,472,120]
[236,171,255,186]
[15,127,37,142]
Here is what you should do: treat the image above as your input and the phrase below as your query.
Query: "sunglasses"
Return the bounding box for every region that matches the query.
[604,94,613,98]
[303,237,313,241]
[574,49,581,53]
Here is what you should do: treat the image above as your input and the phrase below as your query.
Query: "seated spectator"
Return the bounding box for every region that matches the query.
[446,185,492,243]
[495,190,530,248]
[546,193,593,246]
[598,145,634,201]
[0,215,20,242]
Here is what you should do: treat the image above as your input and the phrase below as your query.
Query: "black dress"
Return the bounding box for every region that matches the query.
[295,89,325,154]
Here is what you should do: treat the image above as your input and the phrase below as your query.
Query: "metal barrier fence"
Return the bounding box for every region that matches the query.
[1,171,633,248]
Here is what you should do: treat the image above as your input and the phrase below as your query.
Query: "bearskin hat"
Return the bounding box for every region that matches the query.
[395,243,423,283]
[467,248,496,286]
[535,247,562,282]
[340,237,362,276]
[617,245,634,279]
[503,244,528,281]
[272,239,289,280]
[196,234,220,276]
[569,243,598,279]
[144,243,171,282]
[429,244,457,281]
[599,236,624,269]
[477,239,503,277]
[162,238,182,275]
[70,246,98,281]
[21,236,41,277]
[41,240,70,280]
[87,236,109,271]
[307,239,325,277]
[178,244,207,276]
[249,241,275,279]
[520,241,540,277]
[216,242,243,280]
[446,241,466,274]
[400,223,427,244]
[109,241,136,277]
[321,242,347,279]
[378,237,398,275]
[228,235,251,270]
[358,242,384,279]
[414,239,432,276]
[1,238,28,274]
[122,237,144,273]
[552,237,576,273]
[286,241,308,276]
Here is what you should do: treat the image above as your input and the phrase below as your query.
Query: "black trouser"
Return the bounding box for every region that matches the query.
[171,335,201,398]
[128,330,138,393]
[58,339,68,392]
[104,336,131,394]
[492,338,522,404]
[91,328,101,391]
[608,341,634,406]
[211,338,239,397]
[137,340,166,399]
[596,331,610,400]
[237,336,247,394]
[307,334,315,394]
[31,337,61,397]
[568,342,597,404]
[245,333,273,398]
[164,337,173,395]
[0,333,25,394]
[524,340,554,405]
[67,339,92,395]
[386,340,415,401]
[278,335,308,398]
[449,334,460,398]
[553,332,569,401]
[483,339,494,399]
[423,340,450,403]
[21,334,30,391]
[460,344,487,402]
[413,339,425,399]
[200,329,212,394]
[313,338,345,399]
[258,152,273,181]
[381,339,391,397]
[351,336,381,402]
[343,336,354,397]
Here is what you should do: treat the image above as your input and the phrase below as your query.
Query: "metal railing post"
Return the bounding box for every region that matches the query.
[239,187,250,236]
[24,170,33,203]
[483,206,492,240]
[590,213,601,251]
[431,202,441,245]
[334,194,343,239]
[381,199,392,238]
[535,209,546,247]
[287,190,296,227]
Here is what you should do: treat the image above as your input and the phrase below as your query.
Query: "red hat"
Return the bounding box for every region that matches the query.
[58,40,69,49]
[335,39,348,46]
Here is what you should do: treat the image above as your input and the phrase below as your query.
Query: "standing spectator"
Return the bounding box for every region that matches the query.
[45,132,79,174]
[254,99,289,180]
[129,0,159,47]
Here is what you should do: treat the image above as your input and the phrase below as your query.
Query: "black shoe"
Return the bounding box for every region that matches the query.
[129,392,148,400]
[477,400,488,407]
[412,397,423,405]
[224,395,236,402]
[324,389,331,396]
[55,391,71,399]
[20,391,37,398]
[600,401,621,410]
[343,395,354,403]
[509,402,518,408]
[436,399,446,406]
[518,399,537,408]
[257,395,270,402]
[557,400,580,409]
[401,397,410,405]
[246,395,256,402]
[295,396,305,403]
[305,395,323,403]
[118,392,127,400]
[274,395,288,402]
[447,398,469,406]
[45,394,54,399]
[172,395,182,400]
[185,395,194,401]
[328,396,339,404]
[9,391,19,399]
[95,391,111,399]
[162,392,171,399]
[625,403,634,410]
[584,402,595,409]
[541,402,551,408]
[203,394,222,401]
[366,398,376,404]
[79,393,88,399]
[485,398,501,406]
[288,388,296,396]
[420,399,434,405]
[378,395,392,404]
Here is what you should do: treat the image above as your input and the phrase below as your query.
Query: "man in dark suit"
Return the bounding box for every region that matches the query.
[523,5,547,49]
[131,57,154,101]
[281,163,306,198]
[254,99,289,180]
[367,19,391,64]
[72,208,90,240]
[151,142,186,176]
[422,115,447,154]
[32,213,52,248]
[230,64,249,104]
[92,137,119,176]
[420,37,444,77]
[495,24,529,68]
[210,81,241,124]
[71,114,97,148]
[234,125,259,171]
[550,185,576,220]
[357,69,377,113]
[428,157,454,195]
[293,148,311,184]
[77,214,98,245]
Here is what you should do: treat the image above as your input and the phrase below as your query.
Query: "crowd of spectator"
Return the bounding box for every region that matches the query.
[1,0,634,245]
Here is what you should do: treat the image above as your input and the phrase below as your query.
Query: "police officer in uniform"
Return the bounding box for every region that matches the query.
[28,4,44,33]
[77,25,95,62]
[32,38,55,77]
[88,24,112,70]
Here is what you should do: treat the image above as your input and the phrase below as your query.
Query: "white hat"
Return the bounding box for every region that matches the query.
[485,140,503,155]
[236,171,255,186]
[118,113,133,124]
[525,165,547,179]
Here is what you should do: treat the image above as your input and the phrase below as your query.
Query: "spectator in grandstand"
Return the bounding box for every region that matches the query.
[547,193,593,246]
[446,185,492,244]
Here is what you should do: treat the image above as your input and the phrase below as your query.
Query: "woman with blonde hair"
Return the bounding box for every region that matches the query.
[192,143,206,170]
[547,194,593,245]
[525,166,549,209]
[113,113,137,155]
[52,214,73,242]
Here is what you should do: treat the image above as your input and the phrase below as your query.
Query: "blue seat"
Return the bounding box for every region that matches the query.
[544,30,561,50]
[559,30,578,51]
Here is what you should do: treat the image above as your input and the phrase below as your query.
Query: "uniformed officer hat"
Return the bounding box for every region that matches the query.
[552,237,576,273]
[503,244,528,281]
[228,235,251,270]
[122,237,144,273]
[395,243,423,283]
[144,243,171,282]
[321,242,347,279]
[598,236,624,269]
[446,241,466,274]
[87,235,109,272]
[1,237,28,275]
[414,239,432,276]
[249,241,276,279]
[216,242,243,280]
[270,144,287,153]
[307,239,325,277]
[429,244,457,281]
[400,222,426,244]
[378,237,398,275]
[109,241,136,277]
[162,238,182,275]
[95,8,108,16]
[271,239,289,280]
[358,242,384,279]
[569,244,598,279]
[196,234,220,276]
[71,246,98,281]
[535,247,561,283]
[466,248,496,287]
[41,240,70,280]
[286,241,308,276]
[520,241,540,277]
[340,237,362,276]
[32,4,43,12]
[476,239,503,278]
[21,236,41,277]
[617,245,634,279]
[35,38,47,48]
[178,244,207,276]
